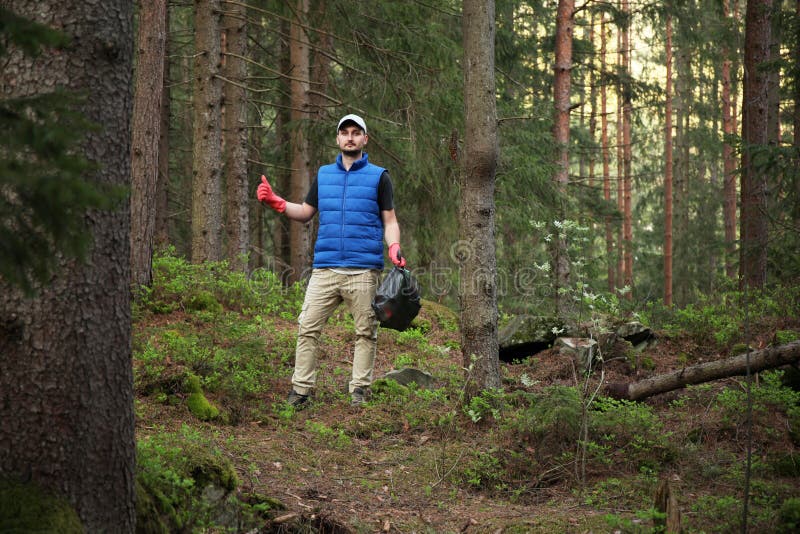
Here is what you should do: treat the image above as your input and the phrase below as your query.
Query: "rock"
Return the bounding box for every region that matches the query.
[498,315,566,362]
[381,368,435,389]
[616,321,654,347]
[555,337,599,371]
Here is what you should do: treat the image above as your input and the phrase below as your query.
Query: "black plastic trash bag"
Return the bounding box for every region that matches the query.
[371,267,421,331]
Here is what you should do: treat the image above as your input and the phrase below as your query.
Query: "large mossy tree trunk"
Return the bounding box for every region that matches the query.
[0,1,136,531]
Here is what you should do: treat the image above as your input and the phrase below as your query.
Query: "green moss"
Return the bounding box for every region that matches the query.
[778,498,800,533]
[730,343,751,355]
[134,478,169,534]
[185,444,238,492]
[185,290,222,314]
[185,374,219,421]
[420,299,459,331]
[136,432,240,533]
[775,330,799,345]
[0,479,83,533]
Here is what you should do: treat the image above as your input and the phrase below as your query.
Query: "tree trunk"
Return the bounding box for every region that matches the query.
[131,0,167,290]
[664,14,674,307]
[552,0,574,315]
[155,4,171,248]
[601,16,614,292]
[461,0,500,395]
[0,2,136,531]
[722,0,737,279]
[621,0,633,298]
[191,0,223,263]
[223,1,249,271]
[740,0,773,289]
[273,16,292,277]
[795,0,800,150]
[289,0,312,283]
[607,341,800,401]
[616,22,624,290]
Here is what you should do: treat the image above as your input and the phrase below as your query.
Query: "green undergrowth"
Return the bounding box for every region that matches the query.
[133,253,800,532]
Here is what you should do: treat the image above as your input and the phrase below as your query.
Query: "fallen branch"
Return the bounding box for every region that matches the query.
[606,340,800,401]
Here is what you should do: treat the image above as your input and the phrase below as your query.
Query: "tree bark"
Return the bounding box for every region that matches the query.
[551,0,574,315]
[461,0,500,394]
[191,0,223,263]
[223,1,249,271]
[0,1,136,530]
[621,0,633,298]
[795,0,800,150]
[130,0,167,289]
[740,0,773,289]
[288,0,312,283]
[607,341,800,401]
[155,4,171,249]
[601,16,614,292]
[664,14,674,307]
[722,0,737,279]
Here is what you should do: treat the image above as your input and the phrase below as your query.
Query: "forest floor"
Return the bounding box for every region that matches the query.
[133,293,800,533]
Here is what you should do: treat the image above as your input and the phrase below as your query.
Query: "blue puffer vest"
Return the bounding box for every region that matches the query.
[313,153,385,269]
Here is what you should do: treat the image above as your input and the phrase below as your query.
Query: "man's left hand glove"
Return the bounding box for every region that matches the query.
[388,242,406,268]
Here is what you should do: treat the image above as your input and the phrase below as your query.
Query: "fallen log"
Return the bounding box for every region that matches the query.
[606,340,800,401]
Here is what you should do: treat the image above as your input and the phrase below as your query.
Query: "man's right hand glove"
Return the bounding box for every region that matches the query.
[388,242,406,268]
[256,175,287,213]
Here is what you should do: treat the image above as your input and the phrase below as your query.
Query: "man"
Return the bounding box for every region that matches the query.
[257,114,406,407]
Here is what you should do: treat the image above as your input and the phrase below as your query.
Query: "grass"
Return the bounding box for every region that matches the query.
[132,251,800,532]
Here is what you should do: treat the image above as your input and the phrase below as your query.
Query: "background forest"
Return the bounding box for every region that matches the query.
[135,0,799,312]
[2,0,800,532]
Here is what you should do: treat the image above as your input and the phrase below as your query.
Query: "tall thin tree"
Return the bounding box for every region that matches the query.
[288,0,312,283]
[0,2,136,529]
[461,0,500,394]
[621,0,634,297]
[223,0,250,271]
[740,0,773,288]
[552,0,575,315]
[664,12,674,306]
[722,0,738,279]
[191,0,223,262]
[601,15,615,292]
[131,0,167,289]
[155,4,171,248]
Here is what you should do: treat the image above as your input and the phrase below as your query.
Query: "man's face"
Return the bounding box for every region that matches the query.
[337,123,368,156]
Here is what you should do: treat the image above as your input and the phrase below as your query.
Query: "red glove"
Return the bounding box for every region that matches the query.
[257,175,287,213]
[388,242,406,267]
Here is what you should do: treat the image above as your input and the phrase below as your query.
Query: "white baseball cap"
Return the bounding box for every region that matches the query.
[337,114,367,134]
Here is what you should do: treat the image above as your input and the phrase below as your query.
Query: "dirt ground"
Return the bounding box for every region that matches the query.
[134,302,800,533]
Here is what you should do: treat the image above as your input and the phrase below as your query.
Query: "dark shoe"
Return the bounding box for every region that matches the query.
[287,389,309,408]
[350,387,370,407]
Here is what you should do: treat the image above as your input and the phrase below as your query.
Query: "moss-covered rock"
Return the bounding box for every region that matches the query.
[185,374,220,421]
[0,479,83,533]
[136,433,240,533]
[185,290,223,314]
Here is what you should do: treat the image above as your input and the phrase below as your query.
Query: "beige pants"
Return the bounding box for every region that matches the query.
[291,268,380,395]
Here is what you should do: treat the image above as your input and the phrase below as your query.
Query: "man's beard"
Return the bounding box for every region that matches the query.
[342,149,362,158]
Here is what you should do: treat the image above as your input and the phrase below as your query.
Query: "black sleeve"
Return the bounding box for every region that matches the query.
[304,177,319,208]
[378,171,394,211]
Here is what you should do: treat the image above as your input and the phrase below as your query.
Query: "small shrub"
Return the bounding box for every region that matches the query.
[778,497,800,533]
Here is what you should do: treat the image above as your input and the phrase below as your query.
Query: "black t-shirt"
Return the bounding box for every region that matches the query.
[304,170,395,211]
